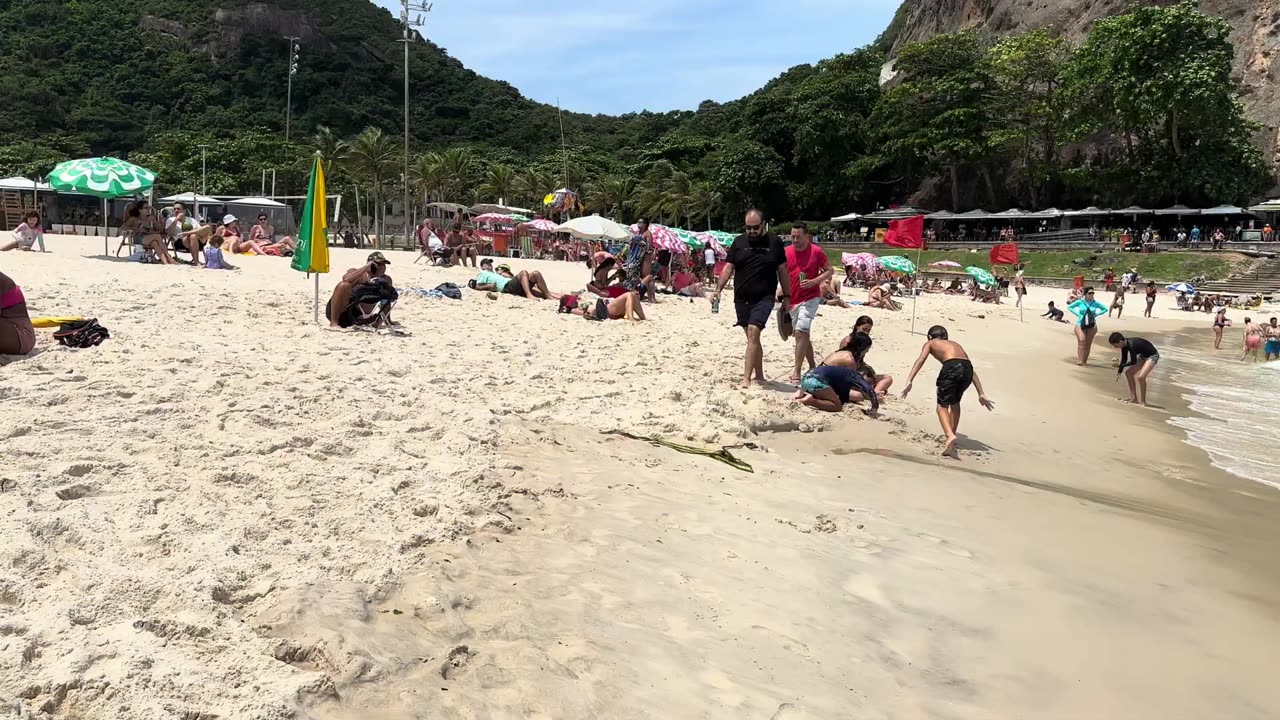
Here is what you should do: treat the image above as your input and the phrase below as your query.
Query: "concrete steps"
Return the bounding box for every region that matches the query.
[1197,258,1280,297]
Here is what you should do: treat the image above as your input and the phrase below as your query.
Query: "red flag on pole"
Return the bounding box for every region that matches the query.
[989,242,1019,266]
[883,214,925,249]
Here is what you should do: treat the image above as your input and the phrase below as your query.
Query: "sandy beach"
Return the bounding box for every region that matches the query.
[3,235,1279,719]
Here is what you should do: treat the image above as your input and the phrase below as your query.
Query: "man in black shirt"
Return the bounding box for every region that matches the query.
[712,209,791,388]
[1108,332,1159,406]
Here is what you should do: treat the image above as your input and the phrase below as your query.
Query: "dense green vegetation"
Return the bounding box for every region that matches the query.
[824,249,1253,282]
[0,0,1271,228]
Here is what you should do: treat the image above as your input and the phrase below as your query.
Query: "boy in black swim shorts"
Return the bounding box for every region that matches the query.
[901,325,995,459]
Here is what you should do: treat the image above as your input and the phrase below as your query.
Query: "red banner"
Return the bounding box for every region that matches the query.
[989,242,1019,266]
[883,215,925,249]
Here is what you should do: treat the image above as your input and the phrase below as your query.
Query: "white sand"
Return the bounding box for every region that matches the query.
[2,236,1278,719]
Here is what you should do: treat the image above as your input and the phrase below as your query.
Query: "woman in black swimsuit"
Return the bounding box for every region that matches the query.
[1213,307,1230,350]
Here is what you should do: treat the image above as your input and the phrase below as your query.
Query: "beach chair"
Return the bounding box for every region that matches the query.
[115,230,157,263]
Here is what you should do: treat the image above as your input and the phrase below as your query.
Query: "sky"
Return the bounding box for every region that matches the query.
[373,0,900,114]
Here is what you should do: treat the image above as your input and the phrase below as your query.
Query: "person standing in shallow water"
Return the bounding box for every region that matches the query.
[1068,287,1108,366]
[712,209,790,389]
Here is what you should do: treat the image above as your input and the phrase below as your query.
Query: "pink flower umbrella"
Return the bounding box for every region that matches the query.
[631,223,688,254]
[841,252,878,270]
[521,218,557,232]
[474,212,516,225]
[694,232,728,260]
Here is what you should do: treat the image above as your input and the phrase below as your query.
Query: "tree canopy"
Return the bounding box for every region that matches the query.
[0,0,1271,226]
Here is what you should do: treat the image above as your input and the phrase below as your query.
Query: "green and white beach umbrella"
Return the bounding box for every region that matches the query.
[49,157,156,199]
[966,266,997,287]
[673,228,705,249]
[877,255,917,275]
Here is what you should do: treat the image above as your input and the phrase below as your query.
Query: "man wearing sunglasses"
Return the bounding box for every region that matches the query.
[712,209,790,389]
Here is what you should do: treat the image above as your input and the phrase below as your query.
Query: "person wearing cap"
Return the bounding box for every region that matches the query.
[220,215,263,255]
[471,262,559,300]
[327,252,397,329]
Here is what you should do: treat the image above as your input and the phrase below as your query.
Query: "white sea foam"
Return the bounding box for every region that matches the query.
[1164,344,1280,490]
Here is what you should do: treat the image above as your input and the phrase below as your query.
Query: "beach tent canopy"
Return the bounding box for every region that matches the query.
[1248,199,1280,212]
[990,209,1028,218]
[226,197,287,207]
[1116,205,1152,214]
[226,197,296,234]
[829,212,861,222]
[0,176,51,191]
[1022,208,1064,219]
[160,192,219,204]
[471,202,532,216]
[1154,204,1200,216]
[925,210,956,220]
[426,201,470,214]
[955,209,992,219]
[862,206,930,222]
[553,214,631,241]
[1200,204,1247,215]
[1063,206,1111,216]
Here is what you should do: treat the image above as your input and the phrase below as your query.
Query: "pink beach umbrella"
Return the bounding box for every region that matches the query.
[632,223,688,254]
[694,232,729,259]
[521,218,557,232]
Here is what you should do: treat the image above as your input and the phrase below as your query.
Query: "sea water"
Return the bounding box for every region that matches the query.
[1165,337,1280,490]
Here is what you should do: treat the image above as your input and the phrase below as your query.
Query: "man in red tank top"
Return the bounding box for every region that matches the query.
[785,223,833,383]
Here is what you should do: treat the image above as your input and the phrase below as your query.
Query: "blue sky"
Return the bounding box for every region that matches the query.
[374,0,900,114]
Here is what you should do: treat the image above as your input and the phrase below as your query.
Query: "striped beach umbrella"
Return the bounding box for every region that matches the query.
[49,157,157,255]
[877,255,917,275]
[965,266,997,287]
[291,155,330,322]
[522,219,557,232]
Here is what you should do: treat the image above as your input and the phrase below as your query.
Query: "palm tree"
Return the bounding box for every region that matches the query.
[411,152,445,205]
[306,126,348,178]
[346,127,399,244]
[687,182,723,230]
[517,170,555,209]
[437,147,475,201]
[586,175,636,219]
[480,164,518,203]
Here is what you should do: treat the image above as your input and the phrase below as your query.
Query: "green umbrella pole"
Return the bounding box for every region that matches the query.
[102,198,109,256]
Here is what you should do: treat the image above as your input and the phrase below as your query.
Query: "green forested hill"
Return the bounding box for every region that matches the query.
[0,0,1272,226]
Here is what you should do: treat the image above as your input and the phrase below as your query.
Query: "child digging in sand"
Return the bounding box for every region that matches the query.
[901,326,994,459]
[793,364,881,416]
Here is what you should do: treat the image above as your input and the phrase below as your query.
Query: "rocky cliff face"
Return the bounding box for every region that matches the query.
[886,0,1280,170]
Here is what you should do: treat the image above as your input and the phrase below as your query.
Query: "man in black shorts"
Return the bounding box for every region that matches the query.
[326,252,398,329]
[901,326,995,459]
[1108,332,1159,406]
[711,209,790,389]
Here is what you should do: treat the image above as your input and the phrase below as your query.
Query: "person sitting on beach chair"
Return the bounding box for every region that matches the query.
[166,204,213,265]
[327,252,398,329]
[248,213,296,256]
[121,201,177,265]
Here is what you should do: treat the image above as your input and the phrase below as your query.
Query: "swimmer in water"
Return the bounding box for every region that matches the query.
[1213,306,1230,350]
[1109,332,1159,406]
[1242,317,1263,362]
[1265,318,1280,361]
[901,326,995,459]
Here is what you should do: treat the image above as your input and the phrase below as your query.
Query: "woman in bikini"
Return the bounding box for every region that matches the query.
[248,213,296,255]
[1241,317,1264,362]
[1143,281,1158,318]
[1213,306,1230,350]
[222,215,267,255]
[0,271,36,356]
[121,202,177,264]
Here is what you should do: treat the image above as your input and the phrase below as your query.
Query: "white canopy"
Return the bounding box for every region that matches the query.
[1200,204,1247,215]
[471,202,532,215]
[1248,199,1280,212]
[226,197,287,207]
[553,214,631,241]
[160,192,219,204]
[0,176,51,191]
[829,212,861,222]
[1063,206,1111,216]
[1154,204,1199,216]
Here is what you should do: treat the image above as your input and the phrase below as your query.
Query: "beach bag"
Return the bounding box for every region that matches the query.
[53,319,110,348]
[433,282,463,300]
[557,294,580,314]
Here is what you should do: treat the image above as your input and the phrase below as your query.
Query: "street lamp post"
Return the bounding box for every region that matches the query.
[198,144,208,194]
[284,36,301,143]
[400,1,432,248]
